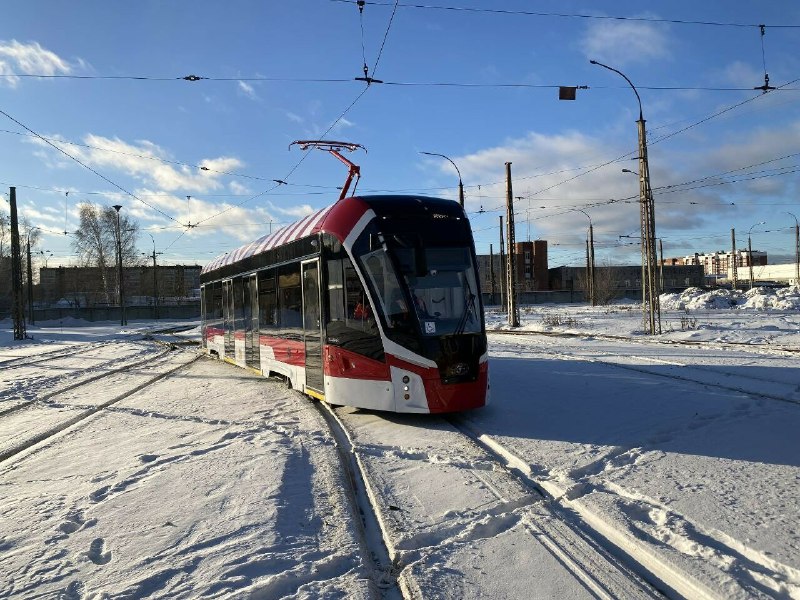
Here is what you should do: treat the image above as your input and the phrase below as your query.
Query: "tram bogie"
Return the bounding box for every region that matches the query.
[200,195,489,414]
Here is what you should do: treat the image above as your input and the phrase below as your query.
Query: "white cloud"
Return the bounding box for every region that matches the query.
[0,40,73,88]
[580,19,671,67]
[28,134,245,194]
[719,60,764,88]
[237,80,258,100]
[286,112,304,124]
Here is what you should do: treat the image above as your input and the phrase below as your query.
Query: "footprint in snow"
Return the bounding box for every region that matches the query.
[58,580,85,600]
[58,510,95,535]
[89,486,110,503]
[87,538,112,565]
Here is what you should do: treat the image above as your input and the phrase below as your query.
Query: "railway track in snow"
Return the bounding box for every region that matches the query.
[318,402,662,600]
[313,401,403,599]
[0,342,173,417]
[490,328,800,356]
[444,414,797,600]
[0,340,113,370]
[490,330,800,406]
[0,346,200,465]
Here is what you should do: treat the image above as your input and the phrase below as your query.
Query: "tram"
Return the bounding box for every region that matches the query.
[199,143,488,413]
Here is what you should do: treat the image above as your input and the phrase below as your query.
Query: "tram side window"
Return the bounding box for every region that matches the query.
[233,278,245,331]
[278,264,303,334]
[212,282,223,320]
[258,270,277,331]
[202,282,223,326]
[325,256,384,362]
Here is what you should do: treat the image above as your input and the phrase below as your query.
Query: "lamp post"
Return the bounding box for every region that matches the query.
[747,221,765,289]
[593,59,660,334]
[420,151,465,208]
[147,233,161,319]
[112,205,126,326]
[786,212,800,285]
[573,209,595,306]
[25,227,39,325]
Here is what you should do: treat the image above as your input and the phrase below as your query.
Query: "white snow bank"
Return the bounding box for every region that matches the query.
[660,285,800,311]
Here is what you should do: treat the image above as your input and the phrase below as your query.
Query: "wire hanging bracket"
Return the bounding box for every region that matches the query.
[290,140,367,200]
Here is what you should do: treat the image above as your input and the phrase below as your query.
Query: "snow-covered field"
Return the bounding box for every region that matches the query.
[1,286,799,599]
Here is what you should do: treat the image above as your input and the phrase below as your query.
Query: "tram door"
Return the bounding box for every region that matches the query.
[244,273,260,369]
[222,279,234,358]
[301,259,324,392]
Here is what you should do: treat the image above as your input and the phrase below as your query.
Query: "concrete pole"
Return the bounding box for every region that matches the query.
[489,243,496,305]
[10,187,26,340]
[505,162,519,327]
[499,216,506,310]
[730,228,738,289]
[26,236,34,325]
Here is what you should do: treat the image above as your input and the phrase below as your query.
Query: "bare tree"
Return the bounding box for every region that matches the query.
[72,204,139,303]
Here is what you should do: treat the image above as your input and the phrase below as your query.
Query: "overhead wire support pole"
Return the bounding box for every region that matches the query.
[290,140,366,200]
[9,187,26,340]
[505,162,519,327]
[591,59,660,334]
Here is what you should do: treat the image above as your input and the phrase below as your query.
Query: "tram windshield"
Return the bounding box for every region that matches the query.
[357,226,481,341]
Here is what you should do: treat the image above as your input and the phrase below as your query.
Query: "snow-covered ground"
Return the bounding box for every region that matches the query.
[1,286,799,599]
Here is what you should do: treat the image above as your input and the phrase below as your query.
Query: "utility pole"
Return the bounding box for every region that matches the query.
[591,59,660,334]
[659,239,664,292]
[9,187,26,340]
[26,235,34,325]
[148,234,161,319]
[505,162,519,327]
[499,216,506,310]
[730,228,738,289]
[489,243,496,305]
[787,212,799,284]
[112,205,127,326]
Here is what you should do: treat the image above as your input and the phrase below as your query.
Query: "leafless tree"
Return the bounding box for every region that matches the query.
[72,204,139,303]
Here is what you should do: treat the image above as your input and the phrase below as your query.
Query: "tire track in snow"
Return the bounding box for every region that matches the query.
[448,416,800,600]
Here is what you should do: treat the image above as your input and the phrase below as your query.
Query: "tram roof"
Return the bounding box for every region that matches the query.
[201,194,461,276]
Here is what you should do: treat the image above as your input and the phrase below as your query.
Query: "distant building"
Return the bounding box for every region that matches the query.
[38,264,201,307]
[549,264,705,302]
[476,240,549,298]
[662,250,767,276]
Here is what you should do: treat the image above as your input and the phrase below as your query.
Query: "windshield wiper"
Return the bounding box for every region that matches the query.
[453,281,476,336]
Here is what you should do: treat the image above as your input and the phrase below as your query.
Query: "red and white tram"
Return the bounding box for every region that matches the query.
[200,193,488,413]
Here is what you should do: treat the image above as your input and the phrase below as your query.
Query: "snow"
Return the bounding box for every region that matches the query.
[1,288,799,599]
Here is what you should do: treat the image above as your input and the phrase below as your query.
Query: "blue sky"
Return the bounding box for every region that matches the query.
[1,1,799,270]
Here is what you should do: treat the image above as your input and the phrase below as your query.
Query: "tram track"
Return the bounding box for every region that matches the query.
[443,415,732,600]
[0,343,173,417]
[0,348,200,465]
[314,401,403,599]
[490,328,800,356]
[0,341,113,370]
[321,402,662,599]
[490,331,800,406]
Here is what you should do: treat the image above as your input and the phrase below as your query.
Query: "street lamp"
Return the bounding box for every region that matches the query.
[39,250,52,268]
[147,233,161,319]
[112,204,127,326]
[572,209,595,306]
[25,227,39,325]
[592,59,660,334]
[420,151,465,208]
[747,221,765,289]
[786,212,799,285]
